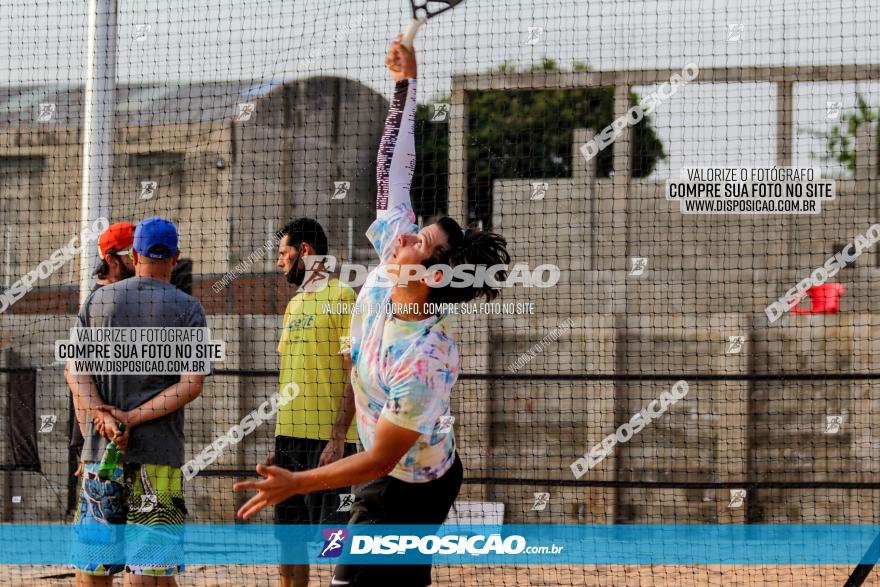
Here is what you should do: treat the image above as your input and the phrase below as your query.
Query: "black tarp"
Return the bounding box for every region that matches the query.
[2,368,40,472]
[171,258,193,295]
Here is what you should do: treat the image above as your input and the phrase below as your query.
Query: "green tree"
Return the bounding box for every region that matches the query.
[413,59,666,226]
[815,94,878,173]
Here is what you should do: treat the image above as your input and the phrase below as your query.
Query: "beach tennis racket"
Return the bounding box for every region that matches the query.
[401,0,465,49]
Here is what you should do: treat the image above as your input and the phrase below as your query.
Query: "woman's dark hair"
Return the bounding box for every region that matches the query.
[422,216,511,305]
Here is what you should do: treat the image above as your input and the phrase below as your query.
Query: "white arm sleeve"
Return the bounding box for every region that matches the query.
[376,79,417,219]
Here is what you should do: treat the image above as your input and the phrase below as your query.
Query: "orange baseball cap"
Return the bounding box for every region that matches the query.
[98,222,136,258]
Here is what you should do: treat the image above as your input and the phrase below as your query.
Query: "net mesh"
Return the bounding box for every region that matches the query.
[1,0,880,585]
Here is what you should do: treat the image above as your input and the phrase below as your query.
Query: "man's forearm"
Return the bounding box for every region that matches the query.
[65,361,104,435]
[65,364,88,437]
[300,417,419,493]
[70,393,89,438]
[330,382,356,441]
[127,375,204,426]
[298,450,391,494]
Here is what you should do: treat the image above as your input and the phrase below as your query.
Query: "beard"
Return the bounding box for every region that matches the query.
[286,265,306,285]
[119,264,136,280]
[285,252,306,285]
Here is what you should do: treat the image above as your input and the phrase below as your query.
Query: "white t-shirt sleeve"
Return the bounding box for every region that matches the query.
[366,202,419,264]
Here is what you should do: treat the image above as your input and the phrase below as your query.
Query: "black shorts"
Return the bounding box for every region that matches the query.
[273,436,359,526]
[333,453,463,586]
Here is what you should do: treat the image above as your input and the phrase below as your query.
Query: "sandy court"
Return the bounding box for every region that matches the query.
[1,565,876,586]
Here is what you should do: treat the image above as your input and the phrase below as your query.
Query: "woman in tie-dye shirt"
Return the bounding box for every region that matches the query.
[235,36,511,586]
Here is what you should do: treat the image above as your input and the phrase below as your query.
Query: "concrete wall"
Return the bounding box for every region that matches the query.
[477,121,880,523]
[231,78,385,270]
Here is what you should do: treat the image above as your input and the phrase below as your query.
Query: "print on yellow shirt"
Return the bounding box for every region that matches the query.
[275,278,358,443]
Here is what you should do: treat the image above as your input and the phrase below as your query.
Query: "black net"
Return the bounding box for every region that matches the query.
[1,0,880,585]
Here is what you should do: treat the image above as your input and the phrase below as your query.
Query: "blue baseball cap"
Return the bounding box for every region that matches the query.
[134,217,179,259]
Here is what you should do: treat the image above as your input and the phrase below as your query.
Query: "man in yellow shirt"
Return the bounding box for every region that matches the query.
[269,218,358,587]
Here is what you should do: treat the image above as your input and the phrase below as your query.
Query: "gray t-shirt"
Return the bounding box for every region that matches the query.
[78,276,208,467]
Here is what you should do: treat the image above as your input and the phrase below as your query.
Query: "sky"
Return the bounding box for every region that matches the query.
[0,0,878,177]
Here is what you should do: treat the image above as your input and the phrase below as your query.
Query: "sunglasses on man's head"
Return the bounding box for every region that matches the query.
[112,249,134,260]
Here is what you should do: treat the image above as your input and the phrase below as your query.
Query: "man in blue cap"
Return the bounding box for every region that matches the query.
[66,216,208,585]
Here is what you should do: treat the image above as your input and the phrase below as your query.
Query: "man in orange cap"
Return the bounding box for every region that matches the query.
[94,222,136,288]
[68,222,137,488]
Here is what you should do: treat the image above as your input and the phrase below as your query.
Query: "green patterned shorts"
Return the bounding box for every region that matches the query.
[72,462,187,576]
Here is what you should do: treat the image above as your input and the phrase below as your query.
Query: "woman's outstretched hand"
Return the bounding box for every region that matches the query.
[233,464,301,520]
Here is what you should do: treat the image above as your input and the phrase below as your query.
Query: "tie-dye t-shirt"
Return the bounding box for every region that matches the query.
[349,202,458,483]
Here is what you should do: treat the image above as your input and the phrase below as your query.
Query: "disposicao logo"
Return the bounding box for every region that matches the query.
[320,528,348,558]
